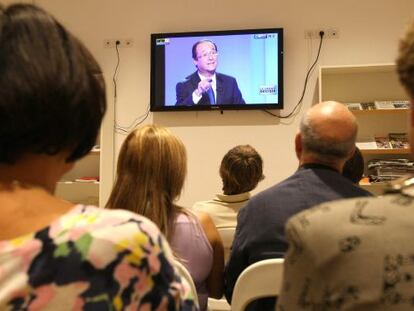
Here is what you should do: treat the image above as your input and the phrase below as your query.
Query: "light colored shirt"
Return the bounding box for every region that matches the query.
[278,193,414,310]
[192,192,250,228]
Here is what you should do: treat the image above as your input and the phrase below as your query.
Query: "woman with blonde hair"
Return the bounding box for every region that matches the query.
[106,125,224,311]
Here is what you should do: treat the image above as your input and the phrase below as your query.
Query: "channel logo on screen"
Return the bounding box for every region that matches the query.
[156,38,170,46]
[254,34,268,39]
[253,34,275,39]
[259,85,277,95]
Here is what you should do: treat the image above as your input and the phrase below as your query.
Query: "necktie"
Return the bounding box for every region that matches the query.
[207,88,216,104]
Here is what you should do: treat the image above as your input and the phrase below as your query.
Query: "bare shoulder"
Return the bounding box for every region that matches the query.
[194,211,221,245]
[194,210,213,226]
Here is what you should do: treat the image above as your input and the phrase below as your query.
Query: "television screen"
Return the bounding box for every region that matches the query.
[150,28,283,111]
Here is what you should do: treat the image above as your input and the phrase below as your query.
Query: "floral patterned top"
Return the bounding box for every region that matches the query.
[0,205,197,310]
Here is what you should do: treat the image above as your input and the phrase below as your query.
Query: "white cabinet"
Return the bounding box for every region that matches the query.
[55,150,100,206]
[55,75,115,207]
[319,64,410,195]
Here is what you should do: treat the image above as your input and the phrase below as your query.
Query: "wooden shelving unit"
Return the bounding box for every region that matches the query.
[54,75,115,207]
[360,148,411,155]
[319,63,410,196]
[350,109,408,115]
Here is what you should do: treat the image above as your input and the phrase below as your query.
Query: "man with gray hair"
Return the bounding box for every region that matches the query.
[225,101,371,311]
[277,21,414,310]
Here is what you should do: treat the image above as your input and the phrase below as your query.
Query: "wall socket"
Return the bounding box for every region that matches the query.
[103,39,134,48]
[304,29,339,39]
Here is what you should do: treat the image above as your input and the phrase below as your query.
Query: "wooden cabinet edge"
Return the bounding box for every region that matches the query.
[360,148,411,155]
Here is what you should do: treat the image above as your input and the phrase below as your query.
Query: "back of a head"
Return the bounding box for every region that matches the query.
[0,4,106,164]
[300,101,358,164]
[342,147,364,184]
[397,20,414,155]
[397,21,414,100]
[220,145,264,195]
[106,124,187,239]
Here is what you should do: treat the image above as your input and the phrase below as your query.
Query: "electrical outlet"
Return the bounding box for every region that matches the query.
[103,39,134,48]
[304,28,339,39]
[325,29,339,39]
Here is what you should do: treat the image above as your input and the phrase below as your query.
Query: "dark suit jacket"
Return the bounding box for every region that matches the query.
[175,71,245,106]
[224,164,373,311]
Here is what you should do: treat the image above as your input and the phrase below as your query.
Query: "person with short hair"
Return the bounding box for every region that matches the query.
[342,146,365,184]
[0,3,195,310]
[225,101,372,311]
[276,22,414,310]
[193,145,264,229]
[106,124,224,311]
[176,39,245,106]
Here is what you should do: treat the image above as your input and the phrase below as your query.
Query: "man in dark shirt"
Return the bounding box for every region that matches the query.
[175,39,245,106]
[225,101,372,311]
[277,20,414,311]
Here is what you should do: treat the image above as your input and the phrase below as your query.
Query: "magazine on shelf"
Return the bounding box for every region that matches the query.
[344,102,362,111]
[375,136,392,149]
[368,158,414,183]
[367,158,413,169]
[361,102,376,110]
[356,136,377,150]
[357,134,409,150]
[374,100,410,110]
[374,101,395,109]
[392,101,410,109]
[388,132,409,149]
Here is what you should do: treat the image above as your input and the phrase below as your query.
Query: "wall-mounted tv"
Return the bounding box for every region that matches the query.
[150,28,283,112]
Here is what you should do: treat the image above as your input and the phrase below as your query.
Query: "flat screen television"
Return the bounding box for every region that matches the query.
[150,28,283,111]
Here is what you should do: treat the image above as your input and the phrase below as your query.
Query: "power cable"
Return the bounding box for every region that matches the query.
[265,31,325,119]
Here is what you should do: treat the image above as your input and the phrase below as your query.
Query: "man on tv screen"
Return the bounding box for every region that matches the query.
[175,39,245,106]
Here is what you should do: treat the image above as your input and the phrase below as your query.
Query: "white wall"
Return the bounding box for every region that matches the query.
[12,0,414,207]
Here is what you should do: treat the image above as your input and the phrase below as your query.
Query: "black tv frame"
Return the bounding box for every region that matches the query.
[150,27,284,112]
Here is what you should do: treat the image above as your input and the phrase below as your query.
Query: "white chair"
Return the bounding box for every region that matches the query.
[208,297,231,311]
[174,260,199,308]
[230,258,284,311]
[207,227,236,311]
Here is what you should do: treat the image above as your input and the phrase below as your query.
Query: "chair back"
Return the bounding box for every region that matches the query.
[217,226,236,262]
[207,227,235,311]
[174,259,199,308]
[231,258,284,311]
[208,297,231,311]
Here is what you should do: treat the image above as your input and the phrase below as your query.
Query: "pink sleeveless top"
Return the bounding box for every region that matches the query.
[170,213,213,311]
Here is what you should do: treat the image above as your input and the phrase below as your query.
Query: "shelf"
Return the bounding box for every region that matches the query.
[320,63,396,75]
[53,73,116,208]
[320,63,411,196]
[360,148,410,155]
[56,181,99,205]
[319,64,408,104]
[58,149,100,205]
[351,109,408,115]
[58,180,100,186]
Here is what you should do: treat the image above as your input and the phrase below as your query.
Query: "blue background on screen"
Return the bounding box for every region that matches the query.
[163,33,279,106]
